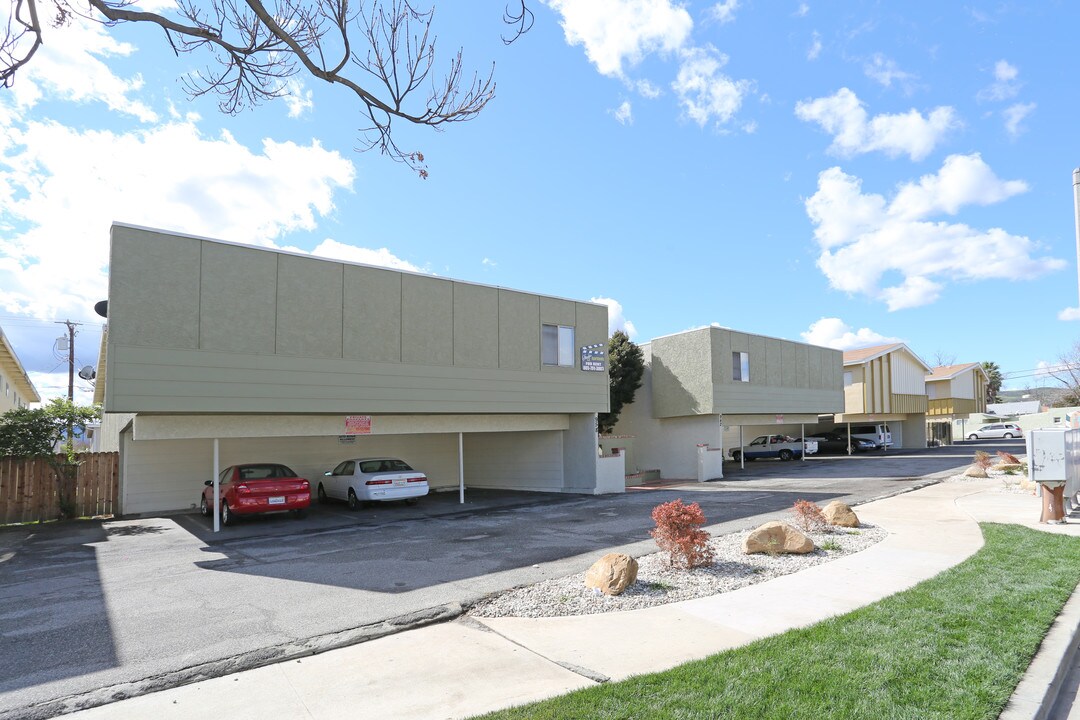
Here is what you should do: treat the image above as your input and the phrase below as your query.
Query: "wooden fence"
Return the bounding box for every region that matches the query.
[0,452,120,524]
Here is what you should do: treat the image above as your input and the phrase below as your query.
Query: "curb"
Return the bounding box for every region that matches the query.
[3,602,464,720]
[999,581,1080,720]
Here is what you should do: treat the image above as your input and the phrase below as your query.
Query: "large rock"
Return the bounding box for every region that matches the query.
[584,553,639,596]
[743,521,815,555]
[963,466,988,478]
[822,501,859,528]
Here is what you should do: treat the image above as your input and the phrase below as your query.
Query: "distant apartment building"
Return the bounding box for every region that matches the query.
[0,325,40,413]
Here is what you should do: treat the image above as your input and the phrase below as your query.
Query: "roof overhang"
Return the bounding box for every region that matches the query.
[0,326,40,403]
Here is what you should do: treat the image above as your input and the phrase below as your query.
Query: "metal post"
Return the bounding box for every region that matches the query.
[847,422,852,455]
[801,423,806,461]
[212,438,220,533]
[739,426,744,469]
[458,432,465,504]
[1073,168,1080,311]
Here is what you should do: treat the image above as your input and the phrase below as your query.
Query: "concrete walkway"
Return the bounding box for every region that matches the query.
[66,480,1075,720]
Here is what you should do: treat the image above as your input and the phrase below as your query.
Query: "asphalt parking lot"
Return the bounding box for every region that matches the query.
[0,439,1021,719]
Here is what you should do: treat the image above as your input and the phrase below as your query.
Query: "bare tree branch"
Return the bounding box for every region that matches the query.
[2,0,530,177]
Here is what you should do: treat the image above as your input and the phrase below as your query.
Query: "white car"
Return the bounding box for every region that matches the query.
[967,423,1023,440]
[317,457,429,509]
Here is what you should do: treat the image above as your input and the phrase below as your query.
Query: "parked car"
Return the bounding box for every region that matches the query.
[847,423,893,448]
[967,423,1023,440]
[318,457,429,509]
[729,435,817,462]
[200,463,311,526]
[806,432,880,454]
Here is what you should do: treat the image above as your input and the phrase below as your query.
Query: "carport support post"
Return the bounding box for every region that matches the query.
[739,426,744,470]
[458,432,464,505]
[801,423,805,461]
[847,423,852,456]
[212,438,220,533]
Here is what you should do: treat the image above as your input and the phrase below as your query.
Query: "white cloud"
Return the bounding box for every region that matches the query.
[672,45,752,127]
[979,59,1021,102]
[1059,307,1080,321]
[481,257,497,269]
[795,3,810,17]
[544,0,693,78]
[591,297,638,339]
[708,0,740,24]
[308,240,423,272]
[636,79,663,99]
[612,100,634,125]
[805,155,1064,310]
[807,32,822,60]
[795,88,959,161]
[863,54,917,93]
[801,318,901,351]
[1003,102,1035,138]
[6,15,159,122]
[0,116,355,321]
[283,79,315,118]
[28,371,96,406]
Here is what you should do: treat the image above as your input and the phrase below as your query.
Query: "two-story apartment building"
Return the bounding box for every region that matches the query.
[925,363,989,444]
[828,343,930,449]
[101,224,616,515]
[0,325,40,413]
[611,326,845,479]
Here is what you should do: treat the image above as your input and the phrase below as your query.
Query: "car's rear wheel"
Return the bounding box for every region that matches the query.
[199,495,209,517]
[404,498,418,506]
[968,434,978,440]
[779,449,794,461]
[731,451,741,462]
[317,483,327,504]
[1003,433,1014,439]
[290,509,307,519]
[221,501,234,526]
[348,489,360,511]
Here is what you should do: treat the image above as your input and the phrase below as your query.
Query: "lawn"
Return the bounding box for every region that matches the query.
[475,523,1080,720]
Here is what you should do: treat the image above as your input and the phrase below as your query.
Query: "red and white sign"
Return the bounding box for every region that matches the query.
[345,415,372,435]
[775,414,784,424]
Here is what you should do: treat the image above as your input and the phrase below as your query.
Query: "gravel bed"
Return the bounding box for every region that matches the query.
[469,522,888,619]
[943,461,1035,495]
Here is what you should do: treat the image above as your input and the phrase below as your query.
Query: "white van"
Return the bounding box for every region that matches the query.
[848,423,892,448]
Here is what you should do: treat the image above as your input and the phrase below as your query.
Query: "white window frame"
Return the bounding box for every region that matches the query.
[542,324,575,368]
[733,351,750,383]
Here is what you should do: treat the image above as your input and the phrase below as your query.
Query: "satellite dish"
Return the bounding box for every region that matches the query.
[78,365,96,381]
[94,300,108,318]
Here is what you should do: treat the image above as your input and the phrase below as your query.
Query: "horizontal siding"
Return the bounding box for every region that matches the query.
[713,385,844,415]
[108,345,609,415]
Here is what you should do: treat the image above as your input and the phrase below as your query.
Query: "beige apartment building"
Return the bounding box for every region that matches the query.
[0,326,40,413]
[925,363,988,444]
[101,224,617,515]
[611,326,845,480]
[825,343,930,449]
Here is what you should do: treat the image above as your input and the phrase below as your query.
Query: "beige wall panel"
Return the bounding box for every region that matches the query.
[808,347,823,390]
[710,330,732,387]
[781,341,797,388]
[764,339,783,387]
[950,373,976,400]
[539,297,576,327]
[748,335,767,385]
[402,274,453,366]
[714,384,844,415]
[122,437,213,515]
[651,331,714,417]
[464,430,565,492]
[795,345,809,388]
[845,383,864,414]
[498,290,539,372]
[108,226,201,349]
[575,303,608,351]
[453,283,499,369]
[199,243,277,354]
[343,265,402,363]
[891,351,927,395]
[276,254,343,358]
[729,332,749,354]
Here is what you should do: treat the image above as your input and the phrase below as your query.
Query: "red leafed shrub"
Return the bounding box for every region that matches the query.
[997,450,1021,464]
[791,499,827,533]
[650,499,715,569]
[973,450,994,469]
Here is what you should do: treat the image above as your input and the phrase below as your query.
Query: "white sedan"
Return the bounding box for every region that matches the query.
[317,457,429,509]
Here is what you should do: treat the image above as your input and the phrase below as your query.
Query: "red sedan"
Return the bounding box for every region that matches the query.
[200,463,311,525]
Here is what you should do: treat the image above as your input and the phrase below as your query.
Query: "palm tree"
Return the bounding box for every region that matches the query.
[982,361,1003,404]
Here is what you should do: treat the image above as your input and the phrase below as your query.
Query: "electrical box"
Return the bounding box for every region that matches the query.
[1029,427,1080,492]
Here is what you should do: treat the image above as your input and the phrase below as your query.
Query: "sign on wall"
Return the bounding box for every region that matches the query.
[345,415,372,434]
[580,343,606,372]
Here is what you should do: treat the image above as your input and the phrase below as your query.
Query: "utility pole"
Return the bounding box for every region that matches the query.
[56,320,81,401]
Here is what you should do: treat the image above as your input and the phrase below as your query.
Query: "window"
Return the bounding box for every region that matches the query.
[542,324,575,367]
[843,371,853,387]
[732,352,750,382]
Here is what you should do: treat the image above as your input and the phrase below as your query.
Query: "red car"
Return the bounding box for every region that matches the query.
[200,463,311,525]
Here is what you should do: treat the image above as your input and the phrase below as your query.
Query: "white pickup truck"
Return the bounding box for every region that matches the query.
[729,434,818,462]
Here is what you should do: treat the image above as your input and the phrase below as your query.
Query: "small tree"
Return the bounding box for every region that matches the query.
[650,499,714,568]
[982,361,1003,404]
[598,330,644,435]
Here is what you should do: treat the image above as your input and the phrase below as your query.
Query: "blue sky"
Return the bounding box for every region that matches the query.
[1,0,1078,403]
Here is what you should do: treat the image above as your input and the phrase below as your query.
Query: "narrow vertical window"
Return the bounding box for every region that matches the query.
[558,326,575,367]
[733,351,750,382]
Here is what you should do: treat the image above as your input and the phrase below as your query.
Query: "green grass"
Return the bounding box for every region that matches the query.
[475,524,1080,720]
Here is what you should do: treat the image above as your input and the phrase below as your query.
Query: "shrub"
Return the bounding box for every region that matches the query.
[650,499,715,569]
[792,499,828,533]
[973,451,994,469]
[997,450,1021,464]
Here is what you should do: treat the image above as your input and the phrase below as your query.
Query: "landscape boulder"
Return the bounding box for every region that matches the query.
[992,463,1023,472]
[743,521,815,555]
[584,553,639,596]
[963,466,988,478]
[822,501,859,528]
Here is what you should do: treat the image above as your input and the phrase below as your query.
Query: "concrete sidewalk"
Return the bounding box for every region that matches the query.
[66,480,1075,720]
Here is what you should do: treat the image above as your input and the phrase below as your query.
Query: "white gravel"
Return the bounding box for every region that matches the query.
[469,521,887,619]
[943,461,1035,495]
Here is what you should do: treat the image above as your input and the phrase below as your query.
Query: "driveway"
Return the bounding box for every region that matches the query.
[0,440,1008,719]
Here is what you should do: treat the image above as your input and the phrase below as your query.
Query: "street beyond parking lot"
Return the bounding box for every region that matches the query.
[0,440,1019,719]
